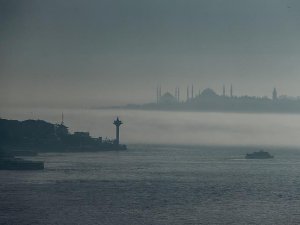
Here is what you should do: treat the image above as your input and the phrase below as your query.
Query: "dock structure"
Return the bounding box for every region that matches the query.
[113,117,123,145]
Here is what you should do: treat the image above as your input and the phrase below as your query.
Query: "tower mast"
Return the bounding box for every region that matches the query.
[113,117,123,145]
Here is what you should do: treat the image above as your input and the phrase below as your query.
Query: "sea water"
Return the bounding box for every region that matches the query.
[0,145,300,225]
[1,108,300,224]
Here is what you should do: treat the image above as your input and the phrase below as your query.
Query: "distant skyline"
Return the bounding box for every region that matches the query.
[1,0,300,108]
[153,85,298,103]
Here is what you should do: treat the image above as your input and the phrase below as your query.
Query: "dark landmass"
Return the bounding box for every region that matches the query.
[0,118,126,154]
[105,88,300,114]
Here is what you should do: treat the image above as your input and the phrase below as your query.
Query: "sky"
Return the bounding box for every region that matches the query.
[1,0,300,108]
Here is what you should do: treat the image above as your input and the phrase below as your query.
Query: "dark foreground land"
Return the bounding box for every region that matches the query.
[0,118,126,154]
[0,145,299,225]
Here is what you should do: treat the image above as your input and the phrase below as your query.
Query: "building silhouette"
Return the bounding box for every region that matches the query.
[138,84,300,113]
[159,92,178,104]
[113,117,123,145]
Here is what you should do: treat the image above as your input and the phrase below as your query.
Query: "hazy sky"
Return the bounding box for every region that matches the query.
[1,0,300,108]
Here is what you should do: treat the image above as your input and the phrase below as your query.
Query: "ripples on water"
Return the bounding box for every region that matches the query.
[1,145,300,225]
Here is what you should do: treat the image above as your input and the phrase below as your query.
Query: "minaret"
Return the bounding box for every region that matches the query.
[113,117,123,145]
[156,86,158,104]
[230,84,233,98]
[187,86,189,101]
[272,88,278,100]
[156,85,162,104]
[175,87,180,102]
[191,85,194,99]
[159,85,162,99]
[223,85,225,96]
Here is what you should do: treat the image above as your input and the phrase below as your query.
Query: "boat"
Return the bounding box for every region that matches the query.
[0,147,44,170]
[0,157,44,170]
[245,150,274,159]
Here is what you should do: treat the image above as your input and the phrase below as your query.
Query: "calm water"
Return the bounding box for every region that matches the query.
[1,109,300,224]
[1,145,300,225]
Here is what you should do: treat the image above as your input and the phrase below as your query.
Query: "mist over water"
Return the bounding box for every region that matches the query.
[1,108,300,147]
[3,1,300,224]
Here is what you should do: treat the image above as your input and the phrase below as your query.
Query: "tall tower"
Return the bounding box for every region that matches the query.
[175,87,180,102]
[113,117,123,145]
[159,86,162,99]
[223,85,225,96]
[187,86,189,101]
[272,88,278,100]
[230,84,233,98]
[191,85,194,99]
[156,86,159,104]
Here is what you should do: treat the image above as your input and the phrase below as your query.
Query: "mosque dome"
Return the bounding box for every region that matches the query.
[200,88,218,97]
[159,92,177,104]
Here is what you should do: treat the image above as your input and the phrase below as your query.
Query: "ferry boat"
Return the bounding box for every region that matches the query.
[0,157,44,170]
[245,150,274,159]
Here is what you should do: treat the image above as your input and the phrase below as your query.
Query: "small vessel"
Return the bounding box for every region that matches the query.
[0,147,44,170]
[245,150,274,159]
[0,157,44,170]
